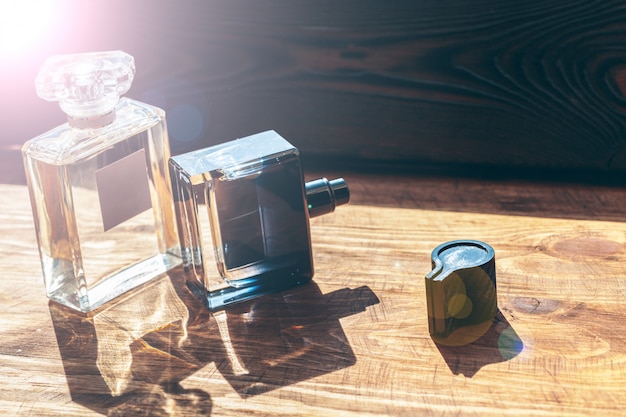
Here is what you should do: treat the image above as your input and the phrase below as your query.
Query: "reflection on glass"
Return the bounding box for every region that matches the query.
[169,131,314,310]
[23,51,180,312]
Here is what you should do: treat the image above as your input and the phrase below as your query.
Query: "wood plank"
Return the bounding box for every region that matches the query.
[4,1,626,176]
[1,173,626,416]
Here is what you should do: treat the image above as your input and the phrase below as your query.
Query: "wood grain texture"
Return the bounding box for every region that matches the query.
[4,1,626,178]
[128,0,626,173]
[1,173,626,416]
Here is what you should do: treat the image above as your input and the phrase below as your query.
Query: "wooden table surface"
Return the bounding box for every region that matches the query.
[1,168,626,416]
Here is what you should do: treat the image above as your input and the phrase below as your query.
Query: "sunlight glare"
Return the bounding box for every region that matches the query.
[0,0,58,57]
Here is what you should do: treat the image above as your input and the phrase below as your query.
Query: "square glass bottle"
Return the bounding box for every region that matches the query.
[22,51,181,312]
[169,130,349,310]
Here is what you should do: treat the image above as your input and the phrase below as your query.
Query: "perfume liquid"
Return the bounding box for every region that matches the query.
[23,51,180,312]
[170,130,349,310]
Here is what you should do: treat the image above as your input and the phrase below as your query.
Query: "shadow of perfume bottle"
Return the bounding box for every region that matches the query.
[49,269,215,415]
[49,265,379,413]
[433,309,524,377]
[212,283,380,397]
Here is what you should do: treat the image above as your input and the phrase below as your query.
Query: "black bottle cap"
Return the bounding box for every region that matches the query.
[425,240,497,346]
[305,177,350,218]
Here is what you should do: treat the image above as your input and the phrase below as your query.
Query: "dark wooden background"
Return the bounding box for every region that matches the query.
[3,0,626,182]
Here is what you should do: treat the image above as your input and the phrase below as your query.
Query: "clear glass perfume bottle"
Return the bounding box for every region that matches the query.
[169,130,349,310]
[22,51,181,312]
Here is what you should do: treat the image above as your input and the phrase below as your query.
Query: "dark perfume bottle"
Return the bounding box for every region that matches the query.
[169,130,349,309]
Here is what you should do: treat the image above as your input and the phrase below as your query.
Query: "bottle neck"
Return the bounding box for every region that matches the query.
[62,96,120,129]
[305,177,350,218]
[67,109,116,129]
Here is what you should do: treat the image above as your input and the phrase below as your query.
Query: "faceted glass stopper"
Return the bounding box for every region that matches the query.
[35,50,135,118]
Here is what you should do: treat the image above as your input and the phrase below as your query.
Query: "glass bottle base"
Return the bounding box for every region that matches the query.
[200,273,313,311]
[47,252,181,313]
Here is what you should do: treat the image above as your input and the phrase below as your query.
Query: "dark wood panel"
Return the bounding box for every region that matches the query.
[4,0,626,178]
